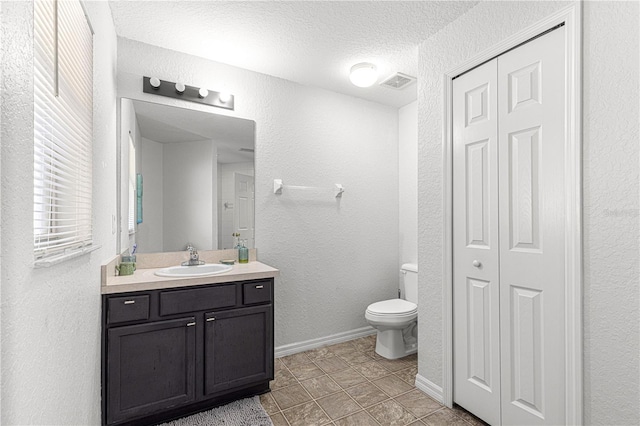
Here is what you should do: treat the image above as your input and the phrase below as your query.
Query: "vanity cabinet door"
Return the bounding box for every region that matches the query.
[204,305,273,395]
[107,317,196,425]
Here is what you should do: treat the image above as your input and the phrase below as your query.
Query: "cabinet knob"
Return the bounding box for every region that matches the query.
[472,260,482,268]
[255,285,264,289]
[124,300,135,305]
[206,317,216,322]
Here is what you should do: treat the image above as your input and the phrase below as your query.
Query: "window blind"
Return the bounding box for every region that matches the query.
[34,0,94,262]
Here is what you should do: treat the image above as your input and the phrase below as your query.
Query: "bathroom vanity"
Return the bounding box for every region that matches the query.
[101,259,278,426]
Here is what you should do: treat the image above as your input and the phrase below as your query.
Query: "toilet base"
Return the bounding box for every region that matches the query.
[374,324,418,360]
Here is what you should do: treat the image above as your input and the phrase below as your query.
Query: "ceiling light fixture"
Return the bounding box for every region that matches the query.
[349,62,378,88]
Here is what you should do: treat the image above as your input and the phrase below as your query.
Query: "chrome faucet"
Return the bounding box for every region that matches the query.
[182,243,205,266]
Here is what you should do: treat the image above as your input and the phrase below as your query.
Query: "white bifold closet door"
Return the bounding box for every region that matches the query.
[453,26,566,426]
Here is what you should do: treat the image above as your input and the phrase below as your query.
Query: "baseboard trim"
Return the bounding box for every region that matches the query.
[415,374,444,404]
[274,326,376,358]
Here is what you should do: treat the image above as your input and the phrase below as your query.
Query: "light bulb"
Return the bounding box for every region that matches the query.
[349,63,378,88]
[149,77,161,89]
[175,82,185,94]
[198,88,209,98]
[219,92,232,103]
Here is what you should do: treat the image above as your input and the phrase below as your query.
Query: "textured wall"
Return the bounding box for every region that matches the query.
[0,1,118,424]
[582,2,639,423]
[417,1,639,424]
[116,38,400,347]
[399,101,418,267]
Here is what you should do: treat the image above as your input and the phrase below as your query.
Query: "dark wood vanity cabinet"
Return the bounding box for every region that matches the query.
[102,278,274,426]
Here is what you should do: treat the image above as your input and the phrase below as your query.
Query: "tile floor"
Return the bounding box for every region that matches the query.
[260,335,486,426]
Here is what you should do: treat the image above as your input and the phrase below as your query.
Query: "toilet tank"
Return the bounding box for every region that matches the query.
[401,263,419,304]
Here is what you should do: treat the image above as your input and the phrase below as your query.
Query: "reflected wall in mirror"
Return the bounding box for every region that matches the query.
[119,98,255,255]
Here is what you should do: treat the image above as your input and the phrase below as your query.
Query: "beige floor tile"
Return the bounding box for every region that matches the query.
[422,408,468,426]
[271,383,312,410]
[281,352,313,368]
[403,353,418,365]
[275,358,288,372]
[452,405,488,425]
[395,389,442,418]
[306,346,333,360]
[316,391,361,420]
[270,412,290,426]
[366,349,386,361]
[394,365,418,385]
[271,368,299,390]
[344,381,389,407]
[352,360,392,380]
[327,341,358,356]
[260,392,280,414]
[334,410,380,426]
[288,362,325,381]
[282,401,332,426]
[366,399,418,426]
[301,375,342,399]
[328,366,368,389]
[351,335,377,352]
[376,357,412,372]
[373,375,413,397]
[269,337,431,426]
[315,356,350,374]
[338,350,374,365]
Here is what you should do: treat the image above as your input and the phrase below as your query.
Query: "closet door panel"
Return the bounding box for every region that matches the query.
[497,26,566,426]
[453,58,501,426]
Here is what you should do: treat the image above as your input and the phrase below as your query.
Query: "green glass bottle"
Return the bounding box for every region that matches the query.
[238,240,249,264]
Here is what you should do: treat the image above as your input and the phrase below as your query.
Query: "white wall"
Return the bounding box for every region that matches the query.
[117,37,399,347]
[581,2,639,422]
[162,140,217,252]
[0,2,117,424]
[139,137,164,253]
[399,101,418,267]
[416,1,639,424]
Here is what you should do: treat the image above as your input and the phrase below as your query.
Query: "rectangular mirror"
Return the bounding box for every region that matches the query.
[118,98,255,255]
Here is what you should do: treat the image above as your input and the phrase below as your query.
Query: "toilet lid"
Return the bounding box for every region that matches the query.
[367,299,417,316]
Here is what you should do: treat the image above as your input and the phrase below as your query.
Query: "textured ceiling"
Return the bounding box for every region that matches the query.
[109,1,477,108]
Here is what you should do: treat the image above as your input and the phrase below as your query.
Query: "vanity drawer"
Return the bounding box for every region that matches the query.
[160,285,237,316]
[108,295,150,324]
[243,281,272,305]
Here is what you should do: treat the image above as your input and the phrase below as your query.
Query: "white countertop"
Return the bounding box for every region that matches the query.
[101,261,279,295]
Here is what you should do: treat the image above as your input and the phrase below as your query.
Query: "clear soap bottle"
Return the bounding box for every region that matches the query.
[238,240,249,264]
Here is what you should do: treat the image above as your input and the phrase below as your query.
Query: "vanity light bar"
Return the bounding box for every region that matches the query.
[142,76,234,111]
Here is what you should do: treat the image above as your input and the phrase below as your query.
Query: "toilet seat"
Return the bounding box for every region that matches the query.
[366,299,417,317]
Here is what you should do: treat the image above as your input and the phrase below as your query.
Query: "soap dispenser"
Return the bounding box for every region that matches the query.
[238,240,249,264]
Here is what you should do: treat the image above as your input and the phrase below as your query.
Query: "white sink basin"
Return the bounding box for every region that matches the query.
[155,264,233,278]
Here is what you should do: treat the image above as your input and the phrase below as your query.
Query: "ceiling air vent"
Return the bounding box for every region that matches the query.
[379,72,416,90]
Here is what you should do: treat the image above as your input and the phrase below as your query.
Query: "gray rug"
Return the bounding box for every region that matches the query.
[158,396,273,426]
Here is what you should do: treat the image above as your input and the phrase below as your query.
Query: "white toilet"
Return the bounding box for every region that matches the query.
[365,263,418,360]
